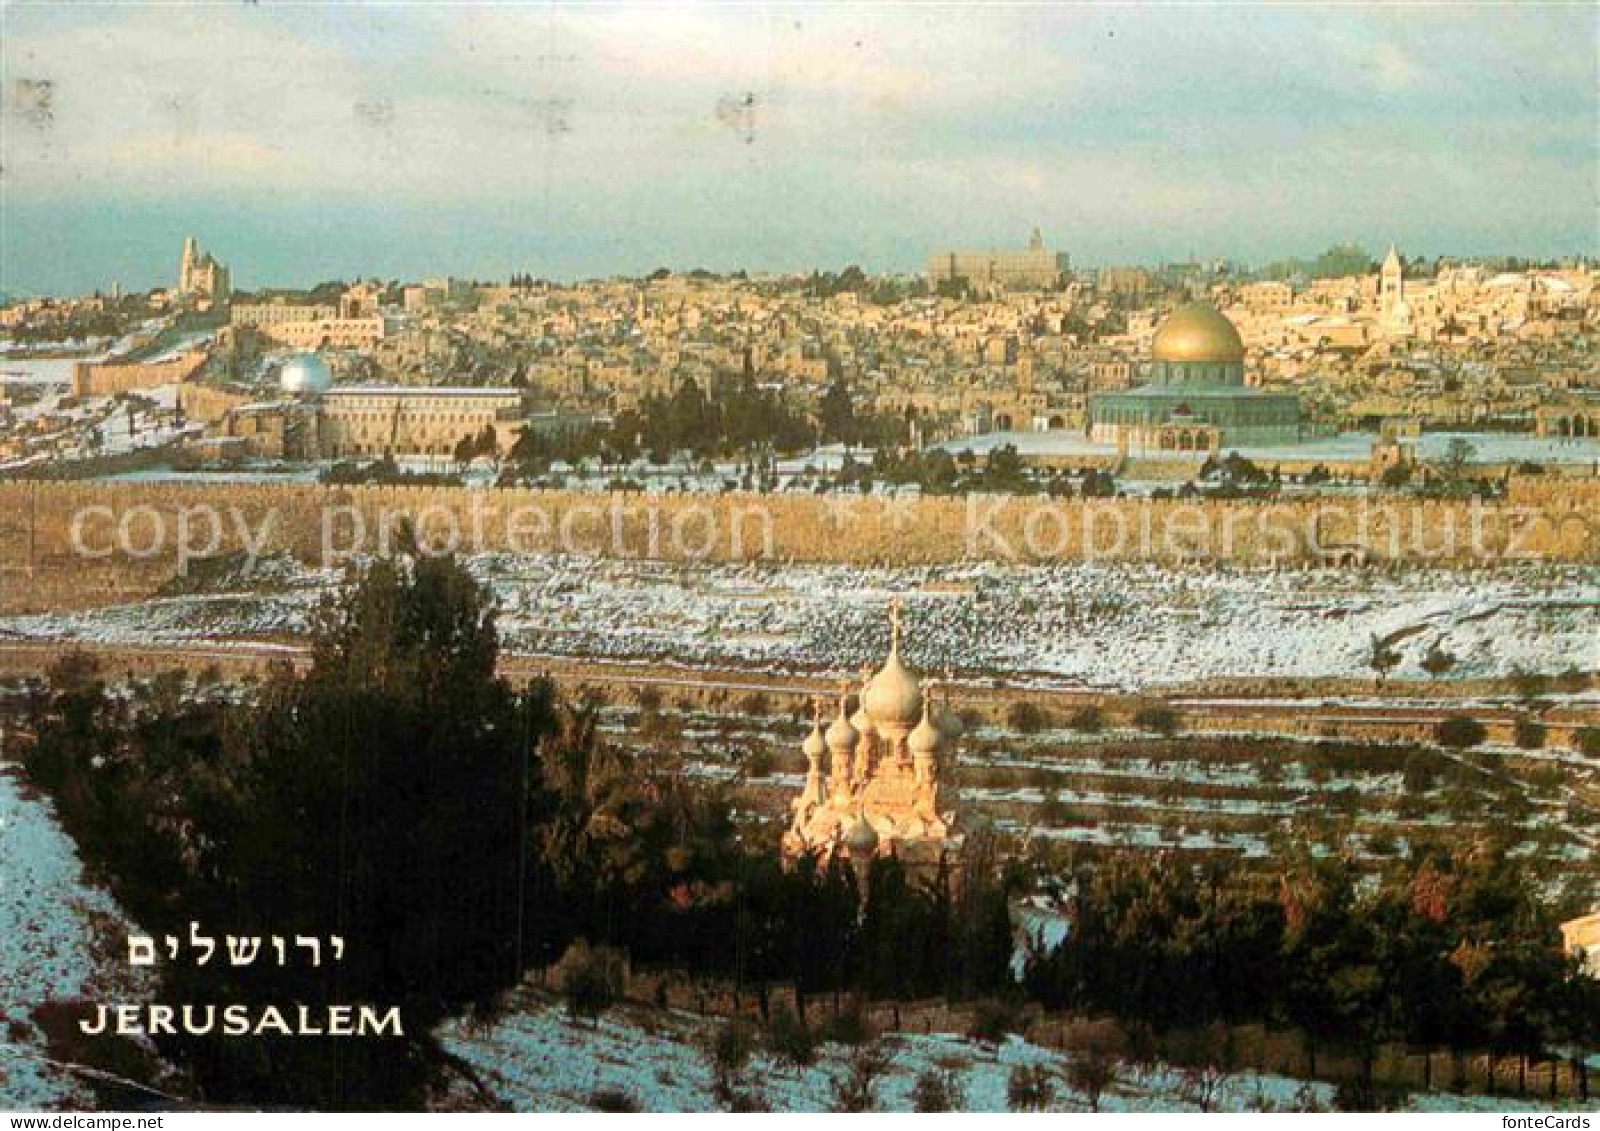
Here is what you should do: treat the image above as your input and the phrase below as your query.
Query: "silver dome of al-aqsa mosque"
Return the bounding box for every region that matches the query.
[278,353,332,397]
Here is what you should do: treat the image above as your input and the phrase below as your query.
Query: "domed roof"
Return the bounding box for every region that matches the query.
[862,600,921,728]
[844,814,879,853]
[864,653,921,729]
[1150,303,1244,364]
[850,671,877,736]
[826,697,859,751]
[908,703,944,757]
[279,353,332,396]
[803,716,827,761]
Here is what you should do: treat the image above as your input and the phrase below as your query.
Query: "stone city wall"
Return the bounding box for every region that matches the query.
[1508,472,1600,510]
[71,352,207,398]
[0,480,1592,584]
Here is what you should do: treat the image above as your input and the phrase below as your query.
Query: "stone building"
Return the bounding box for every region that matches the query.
[927,228,1066,291]
[1379,244,1414,336]
[1561,912,1600,977]
[318,385,524,458]
[1536,399,1600,439]
[178,237,230,307]
[232,310,384,351]
[783,600,963,881]
[233,286,386,350]
[1088,302,1303,453]
[232,302,338,330]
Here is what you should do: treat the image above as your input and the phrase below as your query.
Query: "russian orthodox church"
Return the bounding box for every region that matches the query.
[782,599,964,878]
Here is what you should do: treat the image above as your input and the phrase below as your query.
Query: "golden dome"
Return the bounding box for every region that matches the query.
[803,718,827,761]
[908,702,944,757]
[826,696,859,752]
[850,676,877,737]
[1150,302,1245,364]
[862,601,921,730]
[864,654,921,729]
[844,813,879,854]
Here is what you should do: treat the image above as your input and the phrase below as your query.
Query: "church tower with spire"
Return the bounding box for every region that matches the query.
[177,236,231,307]
[1379,244,1412,335]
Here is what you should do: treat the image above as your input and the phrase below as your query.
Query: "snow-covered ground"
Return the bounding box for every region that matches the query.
[440,991,1329,1113]
[0,357,83,388]
[941,428,1600,469]
[0,761,143,1109]
[440,992,1594,1113]
[7,556,1589,691]
[614,702,1598,880]
[457,557,1600,687]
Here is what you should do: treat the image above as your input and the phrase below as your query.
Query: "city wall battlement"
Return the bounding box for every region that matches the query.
[0,480,1592,600]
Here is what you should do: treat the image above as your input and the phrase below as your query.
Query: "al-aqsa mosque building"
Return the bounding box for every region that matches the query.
[783,600,963,877]
[1089,302,1303,453]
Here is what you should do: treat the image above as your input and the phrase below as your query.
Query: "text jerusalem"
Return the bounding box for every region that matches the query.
[78,1003,404,1039]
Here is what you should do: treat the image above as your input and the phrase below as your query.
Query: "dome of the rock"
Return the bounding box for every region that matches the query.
[1150,302,1245,365]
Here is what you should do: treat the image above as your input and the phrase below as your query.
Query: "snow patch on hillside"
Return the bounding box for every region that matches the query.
[442,993,1595,1113]
[2,558,1592,691]
[0,763,133,1108]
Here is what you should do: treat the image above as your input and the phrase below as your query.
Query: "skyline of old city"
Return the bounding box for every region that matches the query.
[2,2,1597,1117]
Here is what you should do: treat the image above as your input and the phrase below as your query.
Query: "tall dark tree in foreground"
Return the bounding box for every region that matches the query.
[22,556,554,1108]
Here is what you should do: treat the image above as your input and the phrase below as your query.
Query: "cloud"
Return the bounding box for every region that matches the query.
[1,0,1594,293]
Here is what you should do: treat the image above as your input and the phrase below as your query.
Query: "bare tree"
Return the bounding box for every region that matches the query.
[1064,1019,1124,1112]
[830,1041,891,1113]
[1006,1063,1057,1112]
[910,1067,967,1112]
[1171,1022,1236,1113]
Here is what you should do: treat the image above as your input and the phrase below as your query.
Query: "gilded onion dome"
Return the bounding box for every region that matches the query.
[803,713,827,762]
[844,813,880,854]
[825,695,859,753]
[850,667,877,736]
[862,599,922,728]
[908,700,944,758]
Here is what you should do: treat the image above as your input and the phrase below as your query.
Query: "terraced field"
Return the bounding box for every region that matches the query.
[594,702,1600,903]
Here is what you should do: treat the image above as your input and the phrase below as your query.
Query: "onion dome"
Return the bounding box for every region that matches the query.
[862,600,922,728]
[908,701,944,758]
[803,718,826,762]
[844,814,879,854]
[850,695,876,737]
[850,667,877,736]
[825,695,859,753]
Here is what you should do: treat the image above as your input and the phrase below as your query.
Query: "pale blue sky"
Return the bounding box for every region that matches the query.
[2,2,1595,294]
